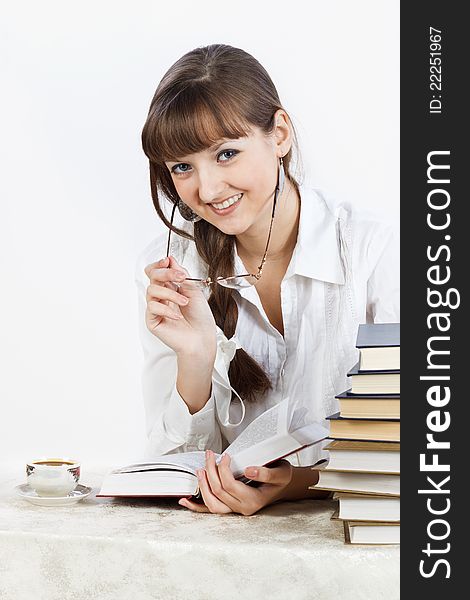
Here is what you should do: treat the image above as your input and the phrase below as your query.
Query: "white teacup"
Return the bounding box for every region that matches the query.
[26,458,81,497]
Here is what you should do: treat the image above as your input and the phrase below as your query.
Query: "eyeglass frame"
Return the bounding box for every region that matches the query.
[165,157,285,288]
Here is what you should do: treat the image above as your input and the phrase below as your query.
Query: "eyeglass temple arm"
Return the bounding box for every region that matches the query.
[166,202,178,258]
[257,183,280,274]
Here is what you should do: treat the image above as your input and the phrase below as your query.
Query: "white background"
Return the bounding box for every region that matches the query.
[2,0,399,469]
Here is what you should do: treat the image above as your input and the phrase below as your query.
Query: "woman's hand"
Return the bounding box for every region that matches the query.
[144,256,217,356]
[178,450,293,516]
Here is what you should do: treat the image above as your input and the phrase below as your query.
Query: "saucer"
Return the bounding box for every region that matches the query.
[15,483,93,506]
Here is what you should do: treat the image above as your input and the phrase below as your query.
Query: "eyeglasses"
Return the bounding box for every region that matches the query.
[165,157,285,290]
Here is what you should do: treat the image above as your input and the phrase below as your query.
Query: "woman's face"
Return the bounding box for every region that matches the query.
[164,126,281,236]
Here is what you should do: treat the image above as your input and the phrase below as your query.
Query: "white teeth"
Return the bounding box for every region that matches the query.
[212,193,242,210]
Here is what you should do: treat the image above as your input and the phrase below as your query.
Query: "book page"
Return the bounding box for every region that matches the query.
[221,397,328,477]
[290,405,310,430]
[107,396,328,493]
[113,451,208,475]
[223,396,292,458]
[224,409,278,457]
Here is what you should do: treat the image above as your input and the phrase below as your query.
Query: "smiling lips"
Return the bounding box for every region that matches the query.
[209,193,243,215]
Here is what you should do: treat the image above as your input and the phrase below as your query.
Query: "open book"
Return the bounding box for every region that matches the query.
[97,397,328,500]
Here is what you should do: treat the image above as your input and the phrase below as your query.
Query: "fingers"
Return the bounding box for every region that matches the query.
[147,266,187,286]
[167,255,186,272]
[244,460,293,485]
[145,256,188,285]
[178,453,245,515]
[146,284,189,308]
[146,300,183,321]
[195,468,234,514]
[144,256,190,325]
[144,256,169,277]
[144,257,205,297]
[178,453,283,516]
[144,257,169,279]
[203,451,242,508]
[217,453,253,498]
[178,498,210,513]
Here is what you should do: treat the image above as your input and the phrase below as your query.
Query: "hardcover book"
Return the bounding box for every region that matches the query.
[310,469,400,496]
[324,439,400,474]
[97,397,328,500]
[333,493,400,522]
[347,363,400,395]
[356,323,400,371]
[335,390,400,419]
[327,413,400,442]
[343,520,400,545]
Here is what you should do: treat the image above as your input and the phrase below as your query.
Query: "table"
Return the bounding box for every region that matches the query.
[0,464,399,600]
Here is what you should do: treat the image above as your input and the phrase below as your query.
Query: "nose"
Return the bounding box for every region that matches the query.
[196,166,228,205]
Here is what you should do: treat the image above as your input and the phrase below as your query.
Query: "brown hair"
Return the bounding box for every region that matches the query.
[141,44,302,402]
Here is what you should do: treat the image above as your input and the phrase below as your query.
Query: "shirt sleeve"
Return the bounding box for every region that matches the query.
[134,245,228,458]
[366,222,400,323]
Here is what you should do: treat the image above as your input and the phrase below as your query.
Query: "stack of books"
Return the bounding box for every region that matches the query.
[311,323,400,545]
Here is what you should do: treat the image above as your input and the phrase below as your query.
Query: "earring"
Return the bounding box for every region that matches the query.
[176,198,202,222]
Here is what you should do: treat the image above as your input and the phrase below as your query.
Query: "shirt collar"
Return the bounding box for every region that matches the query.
[234,181,345,285]
[287,183,345,284]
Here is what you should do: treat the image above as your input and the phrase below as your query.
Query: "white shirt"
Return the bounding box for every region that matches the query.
[134,182,399,466]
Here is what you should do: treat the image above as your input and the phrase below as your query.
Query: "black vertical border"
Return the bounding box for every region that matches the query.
[401,2,466,595]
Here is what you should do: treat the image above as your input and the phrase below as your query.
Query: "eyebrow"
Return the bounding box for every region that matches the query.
[208,139,233,152]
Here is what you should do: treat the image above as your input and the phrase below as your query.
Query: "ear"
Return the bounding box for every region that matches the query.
[273,109,293,157]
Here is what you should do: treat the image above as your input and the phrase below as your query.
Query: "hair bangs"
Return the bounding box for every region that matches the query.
[151,87,253,164]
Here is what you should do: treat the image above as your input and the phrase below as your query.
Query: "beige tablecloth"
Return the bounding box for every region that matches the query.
[0,464,399,600]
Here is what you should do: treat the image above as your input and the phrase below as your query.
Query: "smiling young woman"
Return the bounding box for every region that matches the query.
[136,44,399,515]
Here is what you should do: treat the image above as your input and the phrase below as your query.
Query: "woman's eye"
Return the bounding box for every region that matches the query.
[170,150,238,175]
[171,163,191,174]
[218,149,239,162]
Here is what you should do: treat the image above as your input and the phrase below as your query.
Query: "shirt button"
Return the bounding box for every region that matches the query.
[281,368,285,377]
